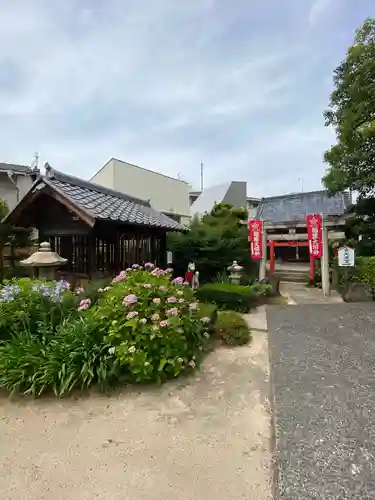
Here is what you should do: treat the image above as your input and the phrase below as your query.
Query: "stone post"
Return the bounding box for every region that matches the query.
[321,222,330,296]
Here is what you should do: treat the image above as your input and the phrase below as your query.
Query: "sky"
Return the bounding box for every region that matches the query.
[0,0,374,197]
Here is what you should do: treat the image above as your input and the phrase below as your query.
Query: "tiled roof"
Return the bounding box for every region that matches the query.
[0,162,35,175]
[45,166,186,231]
[256,190,350,223]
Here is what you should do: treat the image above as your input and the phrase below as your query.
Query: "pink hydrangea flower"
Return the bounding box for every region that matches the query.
[159,320,169,327]
[166,307,179,316]
[167,296,177,303]
[144,262,155,269]
[183,281,189,287]
[78,298,91,311]
[112,270,127,283]
[172,277,184,285]
[151,313,160,321]
[132,264,140,269]
[126,311,139,320]
[123,294,138,306]
[153,298,161,304]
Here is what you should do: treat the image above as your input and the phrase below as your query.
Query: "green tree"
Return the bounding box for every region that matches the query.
[168,203,254,283]
[323,18,375,254]
[323,18,375,196]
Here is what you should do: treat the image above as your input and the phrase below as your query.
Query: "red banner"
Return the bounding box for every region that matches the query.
[249,219,263,259]
[306,214,323,258]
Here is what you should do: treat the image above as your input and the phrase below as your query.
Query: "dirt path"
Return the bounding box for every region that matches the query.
[0,331,272,500]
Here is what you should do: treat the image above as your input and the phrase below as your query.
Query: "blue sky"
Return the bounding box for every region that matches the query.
[0,0,374,196]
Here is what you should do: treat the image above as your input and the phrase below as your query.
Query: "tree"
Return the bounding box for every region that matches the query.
[323,18,375,254]
[167,203,254,283]
[323,18,375,197]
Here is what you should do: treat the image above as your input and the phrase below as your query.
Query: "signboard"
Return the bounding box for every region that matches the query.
[166,251,173,264]
[338,246,355,267]
[306,214,323,258]
[249,219,263,259]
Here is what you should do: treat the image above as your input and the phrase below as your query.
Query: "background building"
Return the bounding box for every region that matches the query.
[91,158,191,225]
[0,163,39,211]
[189,181,260,219]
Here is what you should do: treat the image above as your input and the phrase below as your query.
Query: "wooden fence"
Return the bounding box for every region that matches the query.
[0,244,38,281]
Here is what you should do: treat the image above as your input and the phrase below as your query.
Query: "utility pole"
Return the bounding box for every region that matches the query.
[31,152,39,169]
[298,177,304,193]
[200,161,204,192]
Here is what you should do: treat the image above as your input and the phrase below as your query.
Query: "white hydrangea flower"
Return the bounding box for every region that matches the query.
[128,346,136,354]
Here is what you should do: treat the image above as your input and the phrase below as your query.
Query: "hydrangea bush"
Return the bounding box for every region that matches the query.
[84,264,209,383]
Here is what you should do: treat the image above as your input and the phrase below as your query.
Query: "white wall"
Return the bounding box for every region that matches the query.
[92,159,191,218]
[90,160,114,189]
[0,173,34,212]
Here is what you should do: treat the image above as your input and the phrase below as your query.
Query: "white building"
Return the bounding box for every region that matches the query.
[189,181,260,219]
[91,158,191,225]
[0,163,39,212]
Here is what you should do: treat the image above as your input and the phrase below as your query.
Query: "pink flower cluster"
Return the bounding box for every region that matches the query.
[166,307,179,316]
[78,298,91,311]
[144,262,155,269]
[167,296,177,303]
[123,294,138,306]
[126,311,139,320]
[172,277,184,285]
[112,270,127,283]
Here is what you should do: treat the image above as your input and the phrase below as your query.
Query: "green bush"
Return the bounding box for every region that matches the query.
[355,256,375,292]
[216,311,251,346]
[0,278,77,341]
[197,282,271,312]
[167,202,255,283]
[0,265,210,396]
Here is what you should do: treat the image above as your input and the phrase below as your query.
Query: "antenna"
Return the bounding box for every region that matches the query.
[31,152,39,169]
[200,161,204,191]
[298,177,304,193]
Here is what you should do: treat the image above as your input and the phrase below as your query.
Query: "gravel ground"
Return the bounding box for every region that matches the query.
[0,331,271,500]
[268,303,375,499]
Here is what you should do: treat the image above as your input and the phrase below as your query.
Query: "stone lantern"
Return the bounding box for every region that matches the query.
[20,241,67,280]
[227,260,243,285]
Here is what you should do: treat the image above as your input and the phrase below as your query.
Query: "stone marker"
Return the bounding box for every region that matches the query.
[343,282,373,302]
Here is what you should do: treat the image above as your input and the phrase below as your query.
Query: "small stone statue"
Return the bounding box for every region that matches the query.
[185,262,200,290]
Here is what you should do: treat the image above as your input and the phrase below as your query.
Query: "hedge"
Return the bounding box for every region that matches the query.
[216,311,251,345]
[196,282,271,313]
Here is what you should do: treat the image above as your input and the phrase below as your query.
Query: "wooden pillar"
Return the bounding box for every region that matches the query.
[321,221,330,296]
[270,240,275,274]
[259,224,267,280]
[309,254,315,281]
[159,233,167,268]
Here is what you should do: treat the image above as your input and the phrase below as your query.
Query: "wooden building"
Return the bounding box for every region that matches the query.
[4,164,186,283]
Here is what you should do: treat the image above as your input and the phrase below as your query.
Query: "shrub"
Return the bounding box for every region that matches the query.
[0,316,119,396]
[355,256,375,292]
[216,311,251,346]
[89,265,208,383]
[0,278,77,340]
[0,265,210,395]
[197,282,271,312]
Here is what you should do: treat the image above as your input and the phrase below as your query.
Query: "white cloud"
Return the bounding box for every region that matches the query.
[0,0,340,196]
[308,0,338,27]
